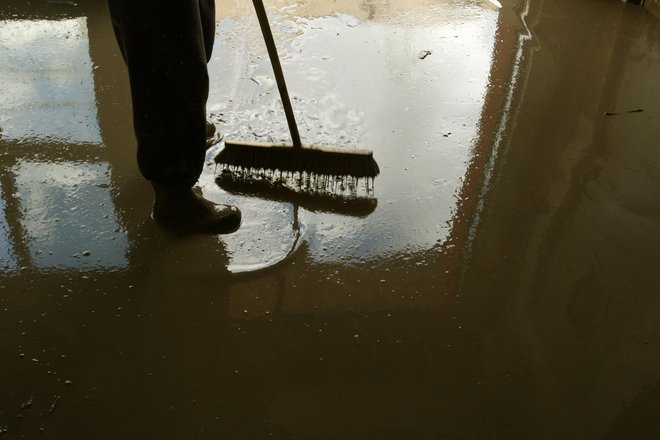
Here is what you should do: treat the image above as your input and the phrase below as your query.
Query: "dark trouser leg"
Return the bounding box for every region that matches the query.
[107,0,216,187]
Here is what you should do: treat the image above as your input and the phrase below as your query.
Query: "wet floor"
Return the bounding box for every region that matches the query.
[1,0,659,438]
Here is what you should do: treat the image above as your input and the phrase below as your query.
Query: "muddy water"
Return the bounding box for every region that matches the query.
[1,0,659,438]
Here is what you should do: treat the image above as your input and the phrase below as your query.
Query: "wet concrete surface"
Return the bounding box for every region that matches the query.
[1,0,659,438]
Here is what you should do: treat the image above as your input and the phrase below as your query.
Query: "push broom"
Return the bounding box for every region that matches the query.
[214,0,380,180]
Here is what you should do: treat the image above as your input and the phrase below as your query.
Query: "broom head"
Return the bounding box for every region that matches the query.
[215,140,380,178]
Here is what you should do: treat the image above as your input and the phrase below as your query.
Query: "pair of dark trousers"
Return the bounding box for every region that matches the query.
[107,0,215,186]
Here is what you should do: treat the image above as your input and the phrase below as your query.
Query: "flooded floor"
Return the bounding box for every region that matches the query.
[1,0,659,438]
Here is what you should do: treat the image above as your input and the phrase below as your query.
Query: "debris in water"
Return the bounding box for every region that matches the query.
[48,396,61,415]
[418,50,432,60]
[604,108,643,116]
[21,396,33,409]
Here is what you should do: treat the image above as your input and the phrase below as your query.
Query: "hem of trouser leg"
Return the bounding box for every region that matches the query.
[149,179,197,192]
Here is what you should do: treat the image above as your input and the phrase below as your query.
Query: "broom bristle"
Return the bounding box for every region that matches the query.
[214,140,380,178]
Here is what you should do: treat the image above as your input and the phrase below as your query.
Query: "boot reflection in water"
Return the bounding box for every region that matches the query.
[107,0,241,233]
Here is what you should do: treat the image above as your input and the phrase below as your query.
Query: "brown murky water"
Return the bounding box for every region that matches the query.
[1,0,659,438]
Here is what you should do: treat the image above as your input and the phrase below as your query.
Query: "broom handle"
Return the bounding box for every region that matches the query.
[252,0,302,149]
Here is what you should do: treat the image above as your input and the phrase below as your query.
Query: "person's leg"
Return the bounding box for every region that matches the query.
[199,0,216,62]
[108,0,208,184]
[198,0,224,148]
[108,0,240,232]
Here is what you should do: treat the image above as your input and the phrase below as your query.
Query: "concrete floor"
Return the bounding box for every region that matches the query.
[0,0,659,438]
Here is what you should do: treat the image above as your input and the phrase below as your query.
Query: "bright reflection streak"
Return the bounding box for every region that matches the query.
[0,187,18,272]
[0,18,101,145]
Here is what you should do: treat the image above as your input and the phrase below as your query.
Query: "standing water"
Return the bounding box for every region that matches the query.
[0,0,659,438]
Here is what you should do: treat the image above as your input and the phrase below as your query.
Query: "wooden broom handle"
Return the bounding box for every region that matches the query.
[252,0,302,148]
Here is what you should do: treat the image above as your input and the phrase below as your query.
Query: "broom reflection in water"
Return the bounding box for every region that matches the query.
[215,167,378,218]
[215,166,377,273]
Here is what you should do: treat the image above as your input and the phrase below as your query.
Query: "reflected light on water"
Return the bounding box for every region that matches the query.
[0,187,18,271]
[0,18,101,145]
[12,160,128,271]
[0,15,125,274]
[205,1,500,269]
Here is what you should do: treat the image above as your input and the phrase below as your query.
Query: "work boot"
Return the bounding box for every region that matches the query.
[151,182,241,233]
[206,120,223,148]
